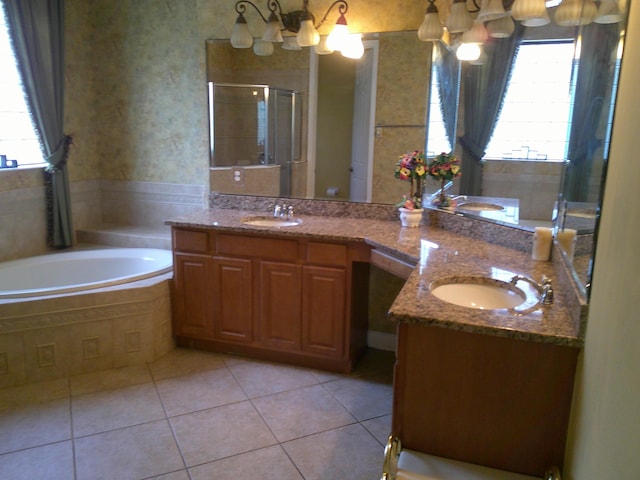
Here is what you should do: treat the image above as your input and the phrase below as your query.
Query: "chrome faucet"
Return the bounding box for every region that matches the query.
[510,274,554,305]
[273,203,294,219]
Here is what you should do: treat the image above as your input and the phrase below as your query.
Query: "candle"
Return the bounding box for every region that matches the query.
[557,228,577,262]
[532,227,553,261]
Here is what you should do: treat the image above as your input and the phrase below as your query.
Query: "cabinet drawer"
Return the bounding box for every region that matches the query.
[305,242,347,267]
[173,228,210,253]
[216,233,298,261]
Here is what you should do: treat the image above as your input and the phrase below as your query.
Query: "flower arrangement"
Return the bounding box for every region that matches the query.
[394,150,427,210]
[427,152,461,207]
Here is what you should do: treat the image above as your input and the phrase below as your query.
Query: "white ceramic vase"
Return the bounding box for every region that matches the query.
[399,208,423,227]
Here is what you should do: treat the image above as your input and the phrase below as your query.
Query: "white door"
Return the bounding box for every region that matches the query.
[349,41,378,203]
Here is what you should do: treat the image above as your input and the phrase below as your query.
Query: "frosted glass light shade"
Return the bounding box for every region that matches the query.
[446,0,473,33]
[511,0,550,26]
[326,14,349,51]
[487,15,515,38]
[314,36,334,55]
[282,35,301,50]
[231,15,253,48]
[457,42,481,61]
[461,20,488,44]
[477,0,508,22]
[555,0,597,26]
[262,13,283,43]
[594,0,625,23]
[341,33,364,59]
[253,39,274,56]
[297,18,320,47]
[418,11,444,41]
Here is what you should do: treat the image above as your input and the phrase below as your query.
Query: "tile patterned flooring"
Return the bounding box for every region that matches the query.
[0,347,395,480]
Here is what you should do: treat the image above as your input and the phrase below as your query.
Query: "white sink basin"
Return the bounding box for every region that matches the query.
[242,216,302,227]
[430,278,526,310]
[457,202,505,212]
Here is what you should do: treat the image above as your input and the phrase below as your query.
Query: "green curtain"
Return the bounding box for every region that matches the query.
[459,24,524,196]
[3,0,73,247]
[563,22,621,202]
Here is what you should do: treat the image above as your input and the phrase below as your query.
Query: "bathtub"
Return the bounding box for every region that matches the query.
[0,247,173,299]
[0,247,175,388]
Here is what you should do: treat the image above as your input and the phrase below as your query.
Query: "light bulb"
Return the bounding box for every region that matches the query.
[457,42,481,61]
[297,17,320,47]
[230,14,253,48]
[341,33,364,59]
[326,13,349,51]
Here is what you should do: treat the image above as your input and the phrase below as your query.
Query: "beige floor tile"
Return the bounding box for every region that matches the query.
[72,383,165,437]
[251,384,356,442]
[189,445,303,480]
[225,358,319,398]
[148,471,190,480]
[324,377,392,421]
[0,378,69,410]
[155,367,247,417]
[148,347,228,381]
[170,400,277,467]
[0,398,70,454]
[70,364,152,396]
[283,423,384,480]
[74,419,184,480]
[361,414,392,446]
[0,441,74,480]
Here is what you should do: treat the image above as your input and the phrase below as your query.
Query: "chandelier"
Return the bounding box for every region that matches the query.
[230,0,364,58]
[417,0,626,60]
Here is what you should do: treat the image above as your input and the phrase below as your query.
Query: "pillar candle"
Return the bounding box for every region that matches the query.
[532,227,553,261]
[557,228,577,262]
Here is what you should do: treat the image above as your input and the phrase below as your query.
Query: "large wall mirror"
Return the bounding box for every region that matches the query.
[206,6,628,299]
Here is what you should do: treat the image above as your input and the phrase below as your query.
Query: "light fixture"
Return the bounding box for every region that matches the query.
[230,0,362,58]
[418,0,626,60]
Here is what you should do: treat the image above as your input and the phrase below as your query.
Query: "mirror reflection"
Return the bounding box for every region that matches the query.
[206,12,627,297]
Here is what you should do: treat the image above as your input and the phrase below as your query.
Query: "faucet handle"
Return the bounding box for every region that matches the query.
[541,276,554,304]
[287,205,294,219]
[273,204,281,218]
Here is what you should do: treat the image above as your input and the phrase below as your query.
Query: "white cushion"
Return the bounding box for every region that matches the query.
[397,450,539,480]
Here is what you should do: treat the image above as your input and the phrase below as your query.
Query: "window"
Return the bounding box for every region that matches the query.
[484,41,576,161]
[425,65,453,157]
[0,7,43,168]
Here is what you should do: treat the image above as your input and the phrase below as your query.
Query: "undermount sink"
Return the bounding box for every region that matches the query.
[242,216,303,227]
[456,202,505,212]
[430,277,526,310]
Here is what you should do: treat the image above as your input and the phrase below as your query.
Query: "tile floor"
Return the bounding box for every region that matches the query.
[0,347,395,480]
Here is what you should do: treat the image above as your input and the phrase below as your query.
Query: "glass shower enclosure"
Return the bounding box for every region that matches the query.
[208,82,302,197]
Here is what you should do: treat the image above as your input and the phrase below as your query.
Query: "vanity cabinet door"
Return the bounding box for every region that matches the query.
[259,260,302,351]
[212,256,254,344]
[172,253,214,339]
[301,265,346,358]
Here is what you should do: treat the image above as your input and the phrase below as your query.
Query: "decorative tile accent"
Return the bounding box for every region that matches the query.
[37,344,57,368]
[125,332,141,353]
[82,338,100,359]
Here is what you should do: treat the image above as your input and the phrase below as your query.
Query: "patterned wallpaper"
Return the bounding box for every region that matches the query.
[0,0,427,192]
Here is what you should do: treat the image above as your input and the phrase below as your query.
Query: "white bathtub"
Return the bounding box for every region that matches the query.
[0,248,172,299]
[0,247,175,387]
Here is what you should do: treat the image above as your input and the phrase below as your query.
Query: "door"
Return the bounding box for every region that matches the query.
[259,260,302,351]
[350,40,378,203]
[212,256,254,343]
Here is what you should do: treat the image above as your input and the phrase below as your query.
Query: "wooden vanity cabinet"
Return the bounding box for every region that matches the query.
[170,227,369,372]
[392,322,579,478]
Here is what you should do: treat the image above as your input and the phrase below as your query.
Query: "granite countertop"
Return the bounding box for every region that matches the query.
[166,208,582,348]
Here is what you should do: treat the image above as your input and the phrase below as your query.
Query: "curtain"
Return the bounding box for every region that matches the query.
[563,22,621,202]
[435,42,460,152]
[458,24,524,196]
[3,0,73,247]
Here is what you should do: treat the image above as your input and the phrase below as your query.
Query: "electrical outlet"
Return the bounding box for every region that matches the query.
[232,169,243,183]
